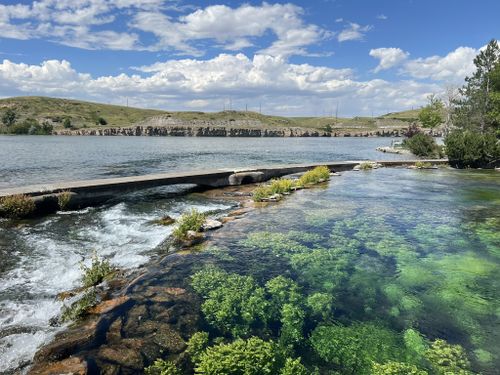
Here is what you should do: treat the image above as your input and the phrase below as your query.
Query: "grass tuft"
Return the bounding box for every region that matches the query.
[57,190,73,210]
[172,209,206,240]
[298,166,330,186]
[61,289,97,322]
[81,252,114,288]
[415,161,432,169]
[0,194,36,218]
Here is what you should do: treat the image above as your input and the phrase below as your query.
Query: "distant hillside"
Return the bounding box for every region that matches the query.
[0,96,423,133]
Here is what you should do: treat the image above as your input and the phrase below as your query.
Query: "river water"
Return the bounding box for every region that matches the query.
[0,136,498,374]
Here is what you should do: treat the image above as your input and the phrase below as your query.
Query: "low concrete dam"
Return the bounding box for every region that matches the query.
[0,159,448,217]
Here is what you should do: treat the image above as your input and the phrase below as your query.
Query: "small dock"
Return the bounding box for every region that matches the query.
[0,159,448,216]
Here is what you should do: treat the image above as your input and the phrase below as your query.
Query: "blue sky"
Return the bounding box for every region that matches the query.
[0,0,498,116]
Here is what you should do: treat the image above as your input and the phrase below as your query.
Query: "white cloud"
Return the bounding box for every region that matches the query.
[402,46,478,81]
[337,23,372,42]
[377,14,388,20]
[0,54,441,116]
[369,47,409,72]
[0,1,329,56]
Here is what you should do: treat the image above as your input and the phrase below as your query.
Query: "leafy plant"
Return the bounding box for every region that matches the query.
[310,322,404,374]
[172,209,206,240]
[298,166,330,186]
[57,190,73,210]
[191,268,268,337]
[425,339,473,375]
[372,361,428,375]
[418,94,444,129]
[1,108,17,127]
[61,289,97,322]
[359,162,374,170]
[306,292,333,320]
[81,252,114,288]
[194,337,281,375]
[187,331,210,364]
[403,133,442,158]
[269,179,295,195]
[414,161,432,169]
[253,184,274,202]
[144,359,181,375]
[445,130,499,168]
[0,194,36,218]
[280,358,309,375]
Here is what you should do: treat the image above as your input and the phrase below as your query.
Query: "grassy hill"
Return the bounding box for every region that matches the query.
[0,96,422,132]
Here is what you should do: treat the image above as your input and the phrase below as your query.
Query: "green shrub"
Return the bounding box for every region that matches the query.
[359,162,374,170]
[81,252,113,288]
[61,289,97,322]
[310,323,404,374]
[403,133,442,158]
[144,359,181,375]
[0,194,36,218]
[414,161,432,169]
[97,117,107,125]
[194,337,281,375]
[253,185,274,202]
[425,339,473,375]
[57,190,73,210]
[372,361,428,375]
[187,331,210,364]
[269,179,295,195]
[9,119,32,134]
[445,130,500,168]
[172,209,206,240]
[190,268,268,337]
[298,166,330,186]
[63,117,72,129]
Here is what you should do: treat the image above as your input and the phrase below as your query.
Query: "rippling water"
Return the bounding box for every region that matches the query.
[0,136,409,188]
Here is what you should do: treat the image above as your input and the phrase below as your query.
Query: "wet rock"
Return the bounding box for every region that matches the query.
[29,356,88,375]
[154,215,175,226]
[227,207,253,217]
[88,296,130,314]
[106,317,123,343]
[261,194,282,202]
[143,286,189,303]
[202,218,223,231]
[34,320,98,363]
[221,216,236,224]
[123,304,148,333]
[181,231,205,247]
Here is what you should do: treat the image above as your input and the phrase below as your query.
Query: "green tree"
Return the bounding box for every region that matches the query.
[418,95,443,129]
[2,108,17,127]
[63,117,72,129]
[453,39,500,133]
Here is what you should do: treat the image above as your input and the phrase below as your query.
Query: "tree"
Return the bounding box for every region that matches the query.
[63,117,72,129]
[453,39,500,133]
[2,108,17,127]
[418,94,443,129]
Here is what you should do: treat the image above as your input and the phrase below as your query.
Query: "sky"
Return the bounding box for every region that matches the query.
[0,0,499,116]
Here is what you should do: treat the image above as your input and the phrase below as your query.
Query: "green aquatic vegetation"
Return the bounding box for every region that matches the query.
[403,329,428,364]
[286,230,325,245]
[269,179,295,195]
[425,339,473,375]
[306,292,334,320]
[290,248,353,293]
[358,162,375,170]
[310,322,404,375]
[190,268,268,337]
[279,303,305,348]
[371,361,428,375]
[414,161,433,169]
[194,337,280,375]
[265,276,302,319]
[144,359,181,375]
[297,166,330,186]
[469,217,500,258]
[203,246,235,261]
[186,331,210,364]
[81,252,114,288]
[0,194,36,218]
[172,209,206,240]
[61,289,97,322]
[252,184,274,202]
[279,357,309,375]
[241,232,310,256]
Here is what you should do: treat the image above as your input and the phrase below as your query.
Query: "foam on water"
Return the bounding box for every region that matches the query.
[0,198,233,373]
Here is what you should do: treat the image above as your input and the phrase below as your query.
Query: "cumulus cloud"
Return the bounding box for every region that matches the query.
[369,47,409,72]
[337,23,372,42]
[402,46,478,81]
[0,54,441,116]
[377,14,388,20]
[0,1,329,56]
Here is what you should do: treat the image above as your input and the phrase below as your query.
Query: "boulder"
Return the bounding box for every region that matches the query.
[29,357,88,375]
[88,296,130,314]
[202,218,223,231]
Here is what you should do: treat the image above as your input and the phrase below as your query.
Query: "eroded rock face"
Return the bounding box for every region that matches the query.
[29,357,88,375]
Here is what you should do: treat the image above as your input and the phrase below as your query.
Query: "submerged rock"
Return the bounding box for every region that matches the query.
[154,215,176,226]
[29,357,88,375]
[88,296,130,314]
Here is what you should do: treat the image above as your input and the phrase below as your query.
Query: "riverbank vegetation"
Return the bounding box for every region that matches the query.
[253,166,330,202]
[172,209,206,240]
[0,194,35,218]
[445,39,500,168]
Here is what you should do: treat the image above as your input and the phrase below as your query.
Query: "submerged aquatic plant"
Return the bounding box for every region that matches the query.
[425,339,473,375]
[80,252,114,288]
[144,359,181,375]
[186,331,210,364]
[172,209,206,240]
[0,194,36,218]
[190,268,268,337]
[371,361,428,375]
